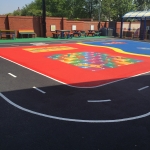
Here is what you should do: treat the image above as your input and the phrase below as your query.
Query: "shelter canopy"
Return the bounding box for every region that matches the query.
[123,11,150,18]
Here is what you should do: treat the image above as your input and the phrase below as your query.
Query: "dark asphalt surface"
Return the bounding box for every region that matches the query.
[1,39,150,150]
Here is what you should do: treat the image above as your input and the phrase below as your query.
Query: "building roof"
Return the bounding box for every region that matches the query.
[123,11,150,18]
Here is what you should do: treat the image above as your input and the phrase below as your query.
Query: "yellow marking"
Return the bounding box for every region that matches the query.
[77,63,88,67]
[116,61,131,65]
[72,63,103,68]
[67,58,76,61]
[90,64,102,68]
[23,46,77,53]
[77,43,150,58]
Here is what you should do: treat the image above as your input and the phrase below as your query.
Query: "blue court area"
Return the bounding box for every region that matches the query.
[84,40,150,56]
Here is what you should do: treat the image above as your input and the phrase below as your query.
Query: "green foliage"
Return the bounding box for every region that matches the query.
[10,0,150,21]
[134,0,150,10]
[12,10,21,16]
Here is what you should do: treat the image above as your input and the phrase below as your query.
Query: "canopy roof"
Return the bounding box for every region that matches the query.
[123,11,150,18]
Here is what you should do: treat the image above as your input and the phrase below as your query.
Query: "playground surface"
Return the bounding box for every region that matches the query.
[1,39,150,88]
[0,37,150,149]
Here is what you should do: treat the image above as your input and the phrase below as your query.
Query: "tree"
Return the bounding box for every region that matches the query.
[134,0,150,10]
[12,0,51,16]
[10,0,141,21]
[100,0,136,21]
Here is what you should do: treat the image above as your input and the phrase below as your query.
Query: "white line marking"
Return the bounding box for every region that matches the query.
[8,73,17,78]
[33,86,46,94]
[1,92,150,123]
[1,56,150,89]
[138,86,149,91]
[30,43,49,46]
[88,99,111,103]
[119,39,150,44]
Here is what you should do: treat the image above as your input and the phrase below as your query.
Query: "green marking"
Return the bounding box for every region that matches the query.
[0,36,108,44]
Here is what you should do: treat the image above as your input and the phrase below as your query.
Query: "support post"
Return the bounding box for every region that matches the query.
[141,17,146,40]
[139,18,142,39]
[144,17,147,40]
[98,0,102,30]
[42,0,46,38]
[120,17,123,38]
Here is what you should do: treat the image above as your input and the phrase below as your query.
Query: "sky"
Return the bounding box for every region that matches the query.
[0,0,33,14]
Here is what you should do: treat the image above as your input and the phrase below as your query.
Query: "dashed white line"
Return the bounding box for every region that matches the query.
[138,86,149,91]
[1,92,150,123]
[30,43,49,46]
[88,99,111,103]
[8,73,17,78]
[33,86,46,94]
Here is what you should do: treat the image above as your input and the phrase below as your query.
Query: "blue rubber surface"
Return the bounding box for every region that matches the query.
[84,40,150,56]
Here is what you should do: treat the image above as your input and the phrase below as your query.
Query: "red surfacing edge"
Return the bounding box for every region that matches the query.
[0,43,150,87]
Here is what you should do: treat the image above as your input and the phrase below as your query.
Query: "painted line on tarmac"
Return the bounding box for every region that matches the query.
[30,43,49,46]
[87,99,111,103]
[138,86,149,91]
[119,39,150,44]
[1,92,150,123]
[33,86,46,94]
[8,73,17,78]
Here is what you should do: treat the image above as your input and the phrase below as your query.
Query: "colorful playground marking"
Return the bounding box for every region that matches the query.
[23,46,77,53]
[0,40,150,88]
[48,52,142,72]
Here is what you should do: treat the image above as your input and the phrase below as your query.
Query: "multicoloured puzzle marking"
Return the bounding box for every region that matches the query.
[48,52,142,71]
[23,46,77,53]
